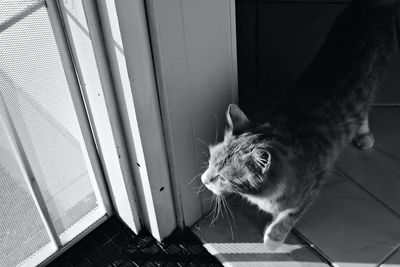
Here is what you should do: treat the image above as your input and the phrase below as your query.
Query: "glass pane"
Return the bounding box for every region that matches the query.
[0,106,54,267]
[0,0,106,247]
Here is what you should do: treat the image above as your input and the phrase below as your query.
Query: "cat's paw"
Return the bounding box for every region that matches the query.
[263,237,283,251]
[353,132,375,150]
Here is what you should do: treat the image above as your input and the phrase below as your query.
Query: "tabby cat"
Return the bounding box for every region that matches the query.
[201,0,395,250]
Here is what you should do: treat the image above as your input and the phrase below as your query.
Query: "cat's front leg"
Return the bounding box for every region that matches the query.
[353,111,375,150]
[263,208,300,251]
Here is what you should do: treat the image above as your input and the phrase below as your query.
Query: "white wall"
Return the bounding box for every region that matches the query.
[146,0,238,227]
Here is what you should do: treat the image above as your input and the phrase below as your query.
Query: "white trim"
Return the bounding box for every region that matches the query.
[46,0,112,219]
[111,0,178,240]
[49,0,142,233]
[80,0,143,233]
[59,206,105,243]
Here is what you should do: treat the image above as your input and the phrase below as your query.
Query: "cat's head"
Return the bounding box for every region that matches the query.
[201,104,279,196]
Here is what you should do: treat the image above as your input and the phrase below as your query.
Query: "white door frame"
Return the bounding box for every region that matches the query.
[145,0,238,227]
[99,0,178,241]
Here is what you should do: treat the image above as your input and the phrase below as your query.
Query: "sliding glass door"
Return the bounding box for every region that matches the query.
[0,1,111,266]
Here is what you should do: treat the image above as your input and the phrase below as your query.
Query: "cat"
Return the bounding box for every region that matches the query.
[201,0,395,250]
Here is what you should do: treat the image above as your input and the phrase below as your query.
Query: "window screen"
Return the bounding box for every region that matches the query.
[0,1,107,265]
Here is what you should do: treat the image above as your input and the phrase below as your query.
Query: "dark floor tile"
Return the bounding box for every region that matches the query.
[141,242,161,255]
[134,233,153,249]
[97,260,115,267]
[65,249,86,266]
[76,239,98,256]
[163,243,182,255]
[48,257,72,267]
[91,230,110,248]
[113,230,135,248]
[76,258,94,267]
[164,263,183,267]
[119,261,137,267]
[101,217,123,239]
[186,262,204,267]
[101,241,119,257]
[49,216,221,267]
[108,249,129,267]
[130,252,151,267]
[88,249,108,265]
[142,260,166,267]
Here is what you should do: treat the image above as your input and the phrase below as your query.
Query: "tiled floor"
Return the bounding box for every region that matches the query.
[48,216,222,267]
[296,108,400,267]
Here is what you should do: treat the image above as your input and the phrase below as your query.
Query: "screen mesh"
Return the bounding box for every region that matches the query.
[0,1,105,263]
[0,106,52,267]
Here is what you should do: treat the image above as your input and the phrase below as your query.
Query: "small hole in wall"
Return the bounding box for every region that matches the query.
[160,187,164,192]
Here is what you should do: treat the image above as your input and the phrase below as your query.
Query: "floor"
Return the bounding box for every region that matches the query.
[47,216,222,267]
[193,107,400,267]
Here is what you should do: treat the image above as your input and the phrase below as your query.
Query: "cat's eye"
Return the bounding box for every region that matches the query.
[217,175,226,181]
[209,175,225,183]
[209,176,218,183]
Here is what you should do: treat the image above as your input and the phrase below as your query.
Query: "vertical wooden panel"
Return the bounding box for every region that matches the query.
[114,0,177,240]
[146,0,238,227]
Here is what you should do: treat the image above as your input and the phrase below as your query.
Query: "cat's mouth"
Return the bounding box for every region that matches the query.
[204,184,224,195]
[203,181,233,196]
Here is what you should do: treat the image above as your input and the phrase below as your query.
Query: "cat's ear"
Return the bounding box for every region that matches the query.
[226,104,251,135]
[252,147,271,174]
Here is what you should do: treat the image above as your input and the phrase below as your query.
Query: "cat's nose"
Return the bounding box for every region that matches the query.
[201,173,209,184]
[201,170,212,185]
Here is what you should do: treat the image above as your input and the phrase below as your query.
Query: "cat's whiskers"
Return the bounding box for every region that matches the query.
[208,195,218,226]
[207,195,217,216]
[185,172,203,187]
[218,195,223,219]
[195,184,206,195]
[210,195,220,225]
[220,196,236,240]
[221,196,236,228]
[210,196,220,226]
[196,137,209,148]
[206,195,215,201]
[201,150,209,159]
